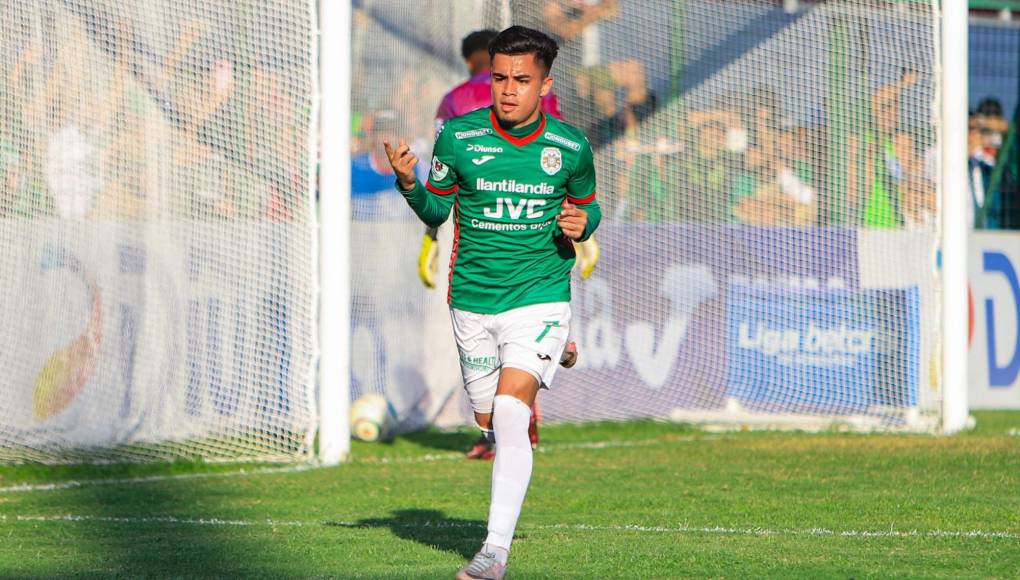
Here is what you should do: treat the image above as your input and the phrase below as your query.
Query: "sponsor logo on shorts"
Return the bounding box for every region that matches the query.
[460,354,497,372]
[544,131,581,151]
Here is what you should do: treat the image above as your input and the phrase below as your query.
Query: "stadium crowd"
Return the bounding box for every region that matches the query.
[349,1,1019,230]
[1,2,1017,231]
[0,12,309,222]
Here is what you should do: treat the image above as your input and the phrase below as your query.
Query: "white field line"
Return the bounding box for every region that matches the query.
[360,436,702,465]
[0,436,701,494]
[2,514,1017,541]
[0,465,315,494]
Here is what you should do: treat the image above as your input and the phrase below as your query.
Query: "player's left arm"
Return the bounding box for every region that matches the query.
[558,139,602,242]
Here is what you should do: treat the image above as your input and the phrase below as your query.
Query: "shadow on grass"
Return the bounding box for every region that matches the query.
[12,462,285,578]
[397,429,479,453]
[329,508,486,559]
[99,463,290,577]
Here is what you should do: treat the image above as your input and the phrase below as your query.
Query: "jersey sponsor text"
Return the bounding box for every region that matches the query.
[467,143,503,153]
[544,131,581,151]
[483,197,548,220]
[455,128,492,139]
[476,177,554,195]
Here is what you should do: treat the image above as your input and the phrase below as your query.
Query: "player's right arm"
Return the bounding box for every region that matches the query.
[418,109,450,289]
[384,129,457,228]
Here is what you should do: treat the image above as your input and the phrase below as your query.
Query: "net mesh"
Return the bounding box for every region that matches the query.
[0,0,948,465]
[351,0,944,432]
[0,0,317,462]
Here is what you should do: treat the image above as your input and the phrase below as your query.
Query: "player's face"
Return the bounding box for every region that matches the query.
[490,52,553,128]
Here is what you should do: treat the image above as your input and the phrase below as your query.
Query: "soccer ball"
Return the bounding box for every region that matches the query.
[350,393,396,442]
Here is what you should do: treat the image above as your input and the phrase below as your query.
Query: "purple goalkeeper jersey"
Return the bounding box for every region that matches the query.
[434,71,562,127]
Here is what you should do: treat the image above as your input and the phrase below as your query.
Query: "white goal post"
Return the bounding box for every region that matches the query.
[317,0,352,465]
[940,0,970,434]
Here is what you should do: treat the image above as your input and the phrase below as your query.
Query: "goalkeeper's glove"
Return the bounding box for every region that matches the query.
[418,226,440,289]
[573,234,600,280]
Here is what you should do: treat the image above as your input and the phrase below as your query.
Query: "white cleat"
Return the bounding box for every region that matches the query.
[455,550,507,580]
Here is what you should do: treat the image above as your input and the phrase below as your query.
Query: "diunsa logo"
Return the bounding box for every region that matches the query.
[467,143,503,153]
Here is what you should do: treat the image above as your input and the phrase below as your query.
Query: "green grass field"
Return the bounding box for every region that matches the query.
[1,412,1019,579]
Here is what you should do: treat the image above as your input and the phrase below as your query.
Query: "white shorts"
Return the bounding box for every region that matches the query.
[451,302,572,414]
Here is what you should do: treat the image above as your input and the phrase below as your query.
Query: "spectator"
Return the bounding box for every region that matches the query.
[574,61,656,217]
[733,87,780,163]
[900,135,935,229]
[968,97,1009,228]
[975,97,1009,137]
[0,55,23,217]
[678,119,742,223]
[0,129,20,218]
[36,27,103,220]
[169,54,239,220]
[393,68,449,142]
[245,60,307,221]
[615,135,683,223]
[847,70,920,228]
[576,61,656,149]
[731,118,817,226]
[512,0,621,121]
[969,112,1001,228]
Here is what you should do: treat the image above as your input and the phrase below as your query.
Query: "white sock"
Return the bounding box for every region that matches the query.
[484,394,533,553]
[483,543,509,564]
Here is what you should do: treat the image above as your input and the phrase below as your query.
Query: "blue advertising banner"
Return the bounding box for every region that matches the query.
[725,286,920,413]
[968,232,1020,409]
[541,225,863,422]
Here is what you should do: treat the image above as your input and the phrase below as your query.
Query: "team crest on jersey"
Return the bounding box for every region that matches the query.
[540,147,562,176]
[431,156,449,181]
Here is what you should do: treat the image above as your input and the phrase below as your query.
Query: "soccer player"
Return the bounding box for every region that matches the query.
[420,28,562,290]
[423,28,570,462]
[384,26,601,580]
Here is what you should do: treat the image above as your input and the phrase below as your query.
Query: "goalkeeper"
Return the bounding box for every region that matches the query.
[384,26,601,579]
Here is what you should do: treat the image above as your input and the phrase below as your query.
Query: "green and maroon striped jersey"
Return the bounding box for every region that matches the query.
[397,107,602,314]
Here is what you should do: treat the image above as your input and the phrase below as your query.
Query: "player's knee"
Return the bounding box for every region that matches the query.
[492,394,532,445]
[496,367,540,405]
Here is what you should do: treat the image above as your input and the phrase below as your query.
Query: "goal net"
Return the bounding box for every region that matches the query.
[0,0,948,464]
[0,0,318,462]
[351,0,945,433]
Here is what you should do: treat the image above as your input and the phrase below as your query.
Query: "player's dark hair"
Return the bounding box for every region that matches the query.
[977,97,1003,118]
[487,26,559,75]
[462,29,499,60]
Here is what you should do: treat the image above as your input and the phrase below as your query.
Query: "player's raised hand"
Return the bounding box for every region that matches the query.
[383,139,418,191]
[557,200,588,241]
